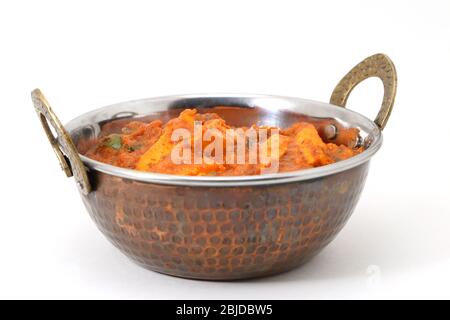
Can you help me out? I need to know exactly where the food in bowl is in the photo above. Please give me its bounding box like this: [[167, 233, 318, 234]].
[[83, 108, 362, 176]]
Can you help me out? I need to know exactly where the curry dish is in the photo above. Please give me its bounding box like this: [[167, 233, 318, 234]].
[[83, 109, 362, 176]]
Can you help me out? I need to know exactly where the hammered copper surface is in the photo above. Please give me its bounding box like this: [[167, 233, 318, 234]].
[[82, 163, 368, 280]]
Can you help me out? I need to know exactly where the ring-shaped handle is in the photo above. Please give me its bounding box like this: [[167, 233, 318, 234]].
[[330, 53, 397, 130], [31, 89, 91, 194]]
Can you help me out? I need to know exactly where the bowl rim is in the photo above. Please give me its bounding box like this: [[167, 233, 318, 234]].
[[69, 93, 383, 187]]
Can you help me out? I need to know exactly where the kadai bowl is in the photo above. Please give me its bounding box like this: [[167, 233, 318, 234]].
[[32, 53, 396, 280]]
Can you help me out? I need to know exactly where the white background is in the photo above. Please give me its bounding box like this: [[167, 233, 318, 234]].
[[1, 0, 449, 299]]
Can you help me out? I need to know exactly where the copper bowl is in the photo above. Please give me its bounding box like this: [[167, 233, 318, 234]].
[[32, 54, 397, 280]]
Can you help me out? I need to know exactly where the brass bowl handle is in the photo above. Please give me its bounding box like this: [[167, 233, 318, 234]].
[[31, 89, 91, 194], [330, 53, 397, 130]]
